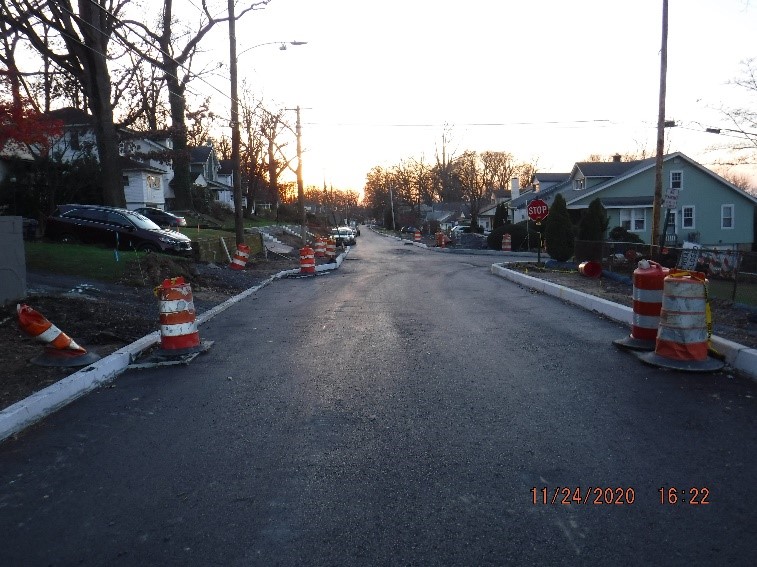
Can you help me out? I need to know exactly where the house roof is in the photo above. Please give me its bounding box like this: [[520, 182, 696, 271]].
[[190, 145, 213, 164], [119, 156, 168, 173], [425, 210, 455, 222], [479, 203, 499, 216], [46, 107, 93, 126], [573, 160, 644, 178], [565, 152, 757, 207], [534, 172, 570, 183], [218, 159, 233, 175]]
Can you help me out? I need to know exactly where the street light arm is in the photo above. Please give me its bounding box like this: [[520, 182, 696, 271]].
[[238, 40, 307, 57]]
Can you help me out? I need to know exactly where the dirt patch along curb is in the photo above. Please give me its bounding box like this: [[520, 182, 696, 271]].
[[0, 249, 350, 444]]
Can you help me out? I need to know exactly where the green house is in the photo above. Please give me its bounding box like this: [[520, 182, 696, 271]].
[[548, 152, 756, 249]]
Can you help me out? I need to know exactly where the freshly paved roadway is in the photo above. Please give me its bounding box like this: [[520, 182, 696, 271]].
[[1, 229, 756, 566]]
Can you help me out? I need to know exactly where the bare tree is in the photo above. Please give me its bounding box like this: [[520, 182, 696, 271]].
[[185, 98, 218, 147], [116, 0, 272, 210], [3, 0, 130, 206], [434, 123, 460, 202], [454, 151, 487, 228], [480, 151, 519, 198], [715, 167, 756, 193], [715, 58, 757, 167]]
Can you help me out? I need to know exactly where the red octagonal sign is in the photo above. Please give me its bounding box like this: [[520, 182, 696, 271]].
[[527, 198, 549, 222]]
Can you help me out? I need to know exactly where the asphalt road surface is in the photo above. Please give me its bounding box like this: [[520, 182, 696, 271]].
[[2, 229, 756, 566]]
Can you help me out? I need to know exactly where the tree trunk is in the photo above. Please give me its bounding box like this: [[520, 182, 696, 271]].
[[78, 2, 123, 207], [166, 66, 192, 210]]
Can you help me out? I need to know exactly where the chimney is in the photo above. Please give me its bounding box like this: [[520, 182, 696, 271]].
[[510, 177, 520, 200], [612, 153, 622, 162]]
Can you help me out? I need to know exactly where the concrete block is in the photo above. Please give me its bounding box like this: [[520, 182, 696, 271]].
[[0, 216, 27, 306]]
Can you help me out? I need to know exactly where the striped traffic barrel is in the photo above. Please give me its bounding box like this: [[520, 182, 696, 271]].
[[314, 237, 326, 257], [501, 233, 511, 252], [230, 243, 250, 270], [326, 238, 336, 260], [414, 230, 421, 242], [300, 246, 316, 274], [156, 276, 201, 354], [638, 270, 723, 372], [614, 260, 668, 351]]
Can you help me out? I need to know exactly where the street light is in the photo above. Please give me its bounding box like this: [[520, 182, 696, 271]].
[[228, 31, 307, 245], [238, 40, 308, 58]]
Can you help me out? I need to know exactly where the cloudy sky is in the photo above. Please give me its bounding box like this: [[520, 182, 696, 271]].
[[195, 0, 757, 192]]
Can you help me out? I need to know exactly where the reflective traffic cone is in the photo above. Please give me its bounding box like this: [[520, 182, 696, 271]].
[[17, 304, 100, 367]]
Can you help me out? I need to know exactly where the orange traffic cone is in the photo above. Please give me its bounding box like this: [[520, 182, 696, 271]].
[[17, 304, 100, 367]]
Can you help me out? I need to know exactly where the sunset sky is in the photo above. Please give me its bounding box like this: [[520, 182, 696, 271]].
[[196, 0, 757, 193]]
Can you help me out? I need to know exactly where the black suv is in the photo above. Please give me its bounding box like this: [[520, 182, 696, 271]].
[[45, 204, 193, 254]]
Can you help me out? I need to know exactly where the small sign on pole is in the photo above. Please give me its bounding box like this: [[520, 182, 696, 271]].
[[663, 187, 679, 209]]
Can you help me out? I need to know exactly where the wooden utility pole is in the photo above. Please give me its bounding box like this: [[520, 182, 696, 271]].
[[651, 0, 669, 251], [295, 106, 306, 244], [228, 0, 244, 245]]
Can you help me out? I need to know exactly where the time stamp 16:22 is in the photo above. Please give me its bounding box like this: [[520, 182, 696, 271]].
[[530, 487, 711, 506]]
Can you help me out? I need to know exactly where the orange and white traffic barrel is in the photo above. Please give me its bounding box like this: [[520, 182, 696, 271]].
[[314, 237, 326, 258], [501, 233, 512, 252], [614, 260, 668, 351], [16, 304, 100, 367], [230, 243, 250, 270], [156, 276, 202, 354], [300, 245, 316, 274], [638, 270, 723, 372], [326, 238, 336, 260], [414, 230, 421, 242]]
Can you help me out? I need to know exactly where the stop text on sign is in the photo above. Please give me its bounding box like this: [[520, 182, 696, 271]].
[[527, 199, 549, 222]]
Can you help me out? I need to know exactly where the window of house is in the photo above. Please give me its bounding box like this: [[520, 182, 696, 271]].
[[721, 204, 734, 229], [122, 175, 129, 187], [620, 208, 646, 232], [670, 170, 682, 190], [147, 174, 160, 189], [682, 206, 695, 229], [573, 178, 585, 191], [70, 131, 80, 150]]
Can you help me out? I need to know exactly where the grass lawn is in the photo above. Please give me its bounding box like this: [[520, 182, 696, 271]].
[[708, 278, 757, 306], [24, 241, 192, 282]]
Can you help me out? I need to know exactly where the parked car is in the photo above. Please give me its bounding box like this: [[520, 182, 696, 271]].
[[450, 225, 471, 236], [45, 204, 193, 255], [401, 226, 419, 234], [133, 207, 187, 228], [330, 227, 356, 246]]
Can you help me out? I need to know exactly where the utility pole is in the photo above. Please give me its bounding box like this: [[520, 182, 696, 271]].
[[389, 184, 395, 230], [651, 0, 668, 253], [295, 106, 306, 244], [228, 0, 244, 246]]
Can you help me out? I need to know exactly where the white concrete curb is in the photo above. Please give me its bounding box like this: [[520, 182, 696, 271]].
[[491, 263, 757, 380], [0, 249, 351, 443]]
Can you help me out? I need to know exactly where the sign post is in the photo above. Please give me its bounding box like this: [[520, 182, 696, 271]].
[[660, 187, 679, 252], [527, 199, 549, 263]]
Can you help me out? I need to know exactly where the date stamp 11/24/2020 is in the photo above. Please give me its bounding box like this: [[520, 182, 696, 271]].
[[531, 487, 712, 506]]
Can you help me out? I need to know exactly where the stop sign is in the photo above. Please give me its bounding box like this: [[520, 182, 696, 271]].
[[527, 198, 549, 222]]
